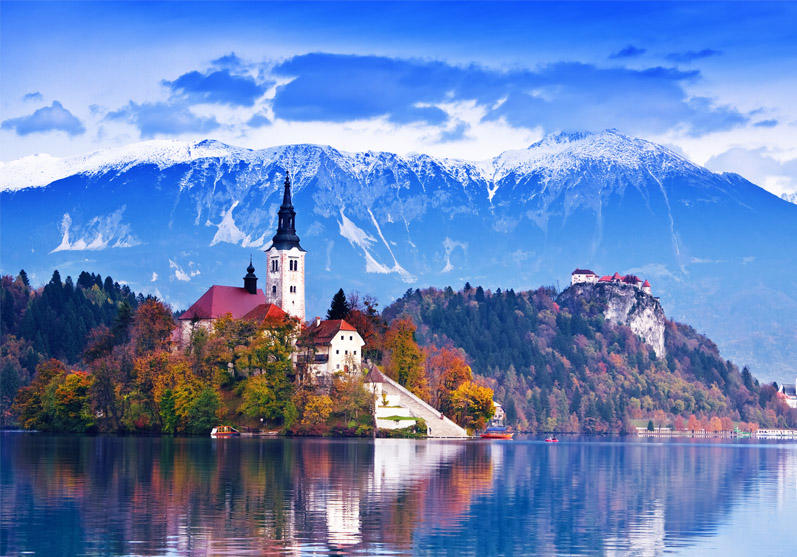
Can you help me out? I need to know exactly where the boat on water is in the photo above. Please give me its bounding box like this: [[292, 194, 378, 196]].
[[481, 401, 513, 439], [481, 426, 514, 440], [545, 437, 558, 443], [210, 425, 240, 438]]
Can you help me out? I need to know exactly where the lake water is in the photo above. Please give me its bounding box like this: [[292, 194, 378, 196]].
[[2, 433, 796, 556]]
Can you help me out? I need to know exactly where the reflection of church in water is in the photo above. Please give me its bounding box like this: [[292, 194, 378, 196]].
[[175, 173, 364, 375]]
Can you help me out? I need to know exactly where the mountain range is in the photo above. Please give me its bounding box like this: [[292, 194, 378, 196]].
[[1, 130, 795, 382]]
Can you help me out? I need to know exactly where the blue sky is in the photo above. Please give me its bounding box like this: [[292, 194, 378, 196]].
[[2, 1, 797, 195]]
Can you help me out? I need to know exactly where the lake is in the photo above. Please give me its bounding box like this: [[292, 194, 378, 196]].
[[1, 433, 796, 556]]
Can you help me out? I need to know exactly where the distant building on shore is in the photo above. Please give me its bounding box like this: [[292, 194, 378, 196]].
[[778, 380, 797, 409]]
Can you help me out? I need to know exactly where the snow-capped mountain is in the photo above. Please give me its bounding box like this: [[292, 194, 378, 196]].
[[2, 130, 795, 381]]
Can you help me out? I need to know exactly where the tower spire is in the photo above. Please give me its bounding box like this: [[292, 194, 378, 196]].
[[282, 171, 293, 208], [271, 171, 304, 251]]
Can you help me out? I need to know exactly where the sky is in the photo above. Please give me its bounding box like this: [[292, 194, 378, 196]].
[[2, 1, 797, 196]]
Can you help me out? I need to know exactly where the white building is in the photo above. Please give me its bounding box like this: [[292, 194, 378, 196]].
[[571, 268, 598, 285], [265, 172, 306, 322], [305, 317, 365, 376], [779, 380, 797, 409]]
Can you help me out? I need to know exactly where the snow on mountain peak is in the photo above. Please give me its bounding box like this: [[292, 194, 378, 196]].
[[482, 129, 695, 183], [0, 130, 700, 192], [0, 139, 252, 191]]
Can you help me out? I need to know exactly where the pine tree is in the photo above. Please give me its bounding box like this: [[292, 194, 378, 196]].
[[17, 270, 30, 288], [326, 289, 350, 320]]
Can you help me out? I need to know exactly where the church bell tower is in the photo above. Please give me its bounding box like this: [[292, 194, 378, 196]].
[[265, 171, 306, 322]]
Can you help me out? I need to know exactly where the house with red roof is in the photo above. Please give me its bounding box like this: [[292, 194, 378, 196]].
[[304, 317, 365, 376]]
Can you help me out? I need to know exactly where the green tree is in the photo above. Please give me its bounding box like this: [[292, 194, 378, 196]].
[[240, 375, 280, 421], [184, 387, 220, 434], [327, 288, 350, 320], [18, 269, 30, 288], [159, 388, 178, 434], [383, 317, 427, 399]]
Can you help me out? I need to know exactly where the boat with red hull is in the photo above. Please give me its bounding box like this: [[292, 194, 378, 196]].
[[481, 426, 514, 440], [210, 425, 240, 438]]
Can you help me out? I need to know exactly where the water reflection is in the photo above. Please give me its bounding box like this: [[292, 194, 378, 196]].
[[1, 434, 795, 555]]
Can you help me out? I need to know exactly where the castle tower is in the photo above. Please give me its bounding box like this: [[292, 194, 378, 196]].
[[265, 172, 306, 322]]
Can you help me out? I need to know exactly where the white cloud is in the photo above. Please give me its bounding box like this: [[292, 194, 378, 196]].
[[169, 258, 199, 282], [151, 272, 158, 282]]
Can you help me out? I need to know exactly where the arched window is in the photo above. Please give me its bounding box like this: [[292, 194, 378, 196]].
[[272, 285, 277, 295]]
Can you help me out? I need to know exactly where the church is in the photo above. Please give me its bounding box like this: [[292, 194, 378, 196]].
[[175, 172, 364, 377]]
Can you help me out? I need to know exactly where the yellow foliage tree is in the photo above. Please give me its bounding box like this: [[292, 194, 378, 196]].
[[383, 318, 428, 400], [302, 395, 333, 426], [451, 381, 495, 433]]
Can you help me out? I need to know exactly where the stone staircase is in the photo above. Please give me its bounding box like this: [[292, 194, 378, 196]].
[[365, 366, 469, 438]]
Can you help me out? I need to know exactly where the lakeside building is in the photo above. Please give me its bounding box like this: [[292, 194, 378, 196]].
[[303, 317, 365, 376], [778, 381, 797, 409], [176, 173, 306, 345], [174, 172, 365, 381], [176, 173, 307, 341]]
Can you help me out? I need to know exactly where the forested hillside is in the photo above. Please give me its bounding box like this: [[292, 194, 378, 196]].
[[384, 285, 795, 432], [0, 270, 145, 422]]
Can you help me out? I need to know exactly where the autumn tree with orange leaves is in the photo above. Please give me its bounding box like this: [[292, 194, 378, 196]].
[[424, 345, 473, 414]]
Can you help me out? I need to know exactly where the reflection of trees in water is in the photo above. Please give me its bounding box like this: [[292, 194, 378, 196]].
[[0, 435, 780, 555], [417, 441, 776, 555]]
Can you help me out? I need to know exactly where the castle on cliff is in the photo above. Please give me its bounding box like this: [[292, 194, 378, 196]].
[[571, 269, 652, 295]]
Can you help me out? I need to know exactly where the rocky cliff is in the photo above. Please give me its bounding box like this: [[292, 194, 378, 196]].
[[557, 282, 666, 358]]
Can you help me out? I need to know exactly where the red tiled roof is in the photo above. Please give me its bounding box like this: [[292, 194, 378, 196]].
[[642, 280, 651, 287], [242, 303, 287, 322], [612, 272, 622, 280], [598, 276, 612, 282], [305, 319, 358, 344], [572, 268, 597, 275], [179, 285, 265, 320]]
